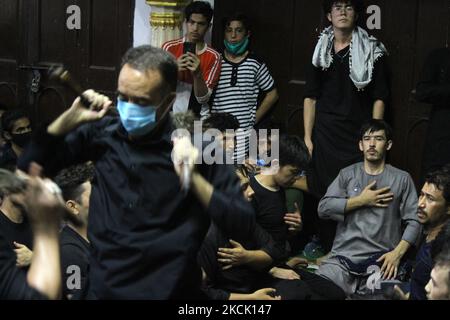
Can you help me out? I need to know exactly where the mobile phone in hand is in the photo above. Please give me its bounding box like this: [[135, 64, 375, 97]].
[[183, 42, 196, 54]]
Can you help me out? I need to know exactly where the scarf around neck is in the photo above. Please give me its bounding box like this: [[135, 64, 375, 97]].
[[312, 26, 388, 90]]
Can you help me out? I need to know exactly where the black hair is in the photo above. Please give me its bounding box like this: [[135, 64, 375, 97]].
[[121, 45, 178, 94], [54, 163, 94, 204], [432, 220, 450, 261], [222, 12, 251, 32], [278, 135, 311, 169], [359, 119, 393, 141], [425, 164, 450, 204], [204, 112, 240, 132], [0, 169, 26, 198], [322, 0, 364, 15], [185, 1, 214, 24], [1, 108, 30, 134]]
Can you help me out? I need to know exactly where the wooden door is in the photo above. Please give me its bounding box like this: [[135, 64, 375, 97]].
[[0, 0, 134, 124]]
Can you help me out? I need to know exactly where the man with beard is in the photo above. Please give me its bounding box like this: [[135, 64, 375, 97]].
[[0, 170, 33, 268], [394, 164, 450, 300], [54, 163, 94, 300], [315, 120, 421, 297]]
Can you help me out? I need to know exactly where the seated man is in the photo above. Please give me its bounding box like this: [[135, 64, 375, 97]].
[[393, 167, 450, 299], [199, 164, 316, 300], [410, 165, 450, 299], [206, 136, 345, 300], [316, 119, 421, 297], [54, 163, 94, 300], [249, 135, 308, 260]]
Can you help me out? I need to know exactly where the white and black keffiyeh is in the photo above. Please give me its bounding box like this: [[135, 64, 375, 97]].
[[312, 26, 388, 90]]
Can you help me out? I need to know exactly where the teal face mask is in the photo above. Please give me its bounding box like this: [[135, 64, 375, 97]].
[[117, 99, 157, 136], [224, 37, 249, 56]]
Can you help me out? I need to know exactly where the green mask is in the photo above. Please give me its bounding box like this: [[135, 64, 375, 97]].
[[224, 37, 249, 56]]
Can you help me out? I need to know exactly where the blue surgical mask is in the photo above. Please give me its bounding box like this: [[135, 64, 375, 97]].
[[117, 99, 157, 136], [224, 37, 249, 56]]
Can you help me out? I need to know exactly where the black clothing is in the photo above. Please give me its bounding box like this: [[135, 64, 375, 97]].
[[19, 115, 254, 299], [250, 176, 289, 259], [0, 210, 32, 250], [60, 226, 90, 300], [0, 233, 44, 299], [415, 47, 450, 177], [409, 240, 433, 300], [0, 144, 18, 171], [304, 49, 390, 198], [199, 210, 285, 299]]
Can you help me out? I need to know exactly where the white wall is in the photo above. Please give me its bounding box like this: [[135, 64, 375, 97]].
[[133, 0, 214, 47], [133, 0, 152, 47]]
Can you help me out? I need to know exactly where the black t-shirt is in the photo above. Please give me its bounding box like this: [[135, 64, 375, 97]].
[[250, 176, 289, 259], [0, 210, 33, 250], [60, 226, 90, 300], [0, 233, 44, 299]]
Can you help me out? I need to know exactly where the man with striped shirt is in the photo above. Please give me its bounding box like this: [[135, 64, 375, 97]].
[[211, 13, 279, 163], [162, 1, 221, 117]]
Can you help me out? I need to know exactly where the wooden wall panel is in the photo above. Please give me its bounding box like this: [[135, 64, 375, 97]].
[[213, 0, 450, 186]]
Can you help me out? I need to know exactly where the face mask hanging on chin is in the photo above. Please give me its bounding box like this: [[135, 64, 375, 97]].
[[224, 36, 249, 56]]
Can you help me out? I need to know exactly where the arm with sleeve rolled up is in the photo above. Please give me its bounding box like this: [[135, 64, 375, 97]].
[[185, 52, 220, 105], [303, 98, 316, 156], [192, 69, 211, 104], [217, 220, 288, 272], [203, 285, 280, 300], [372, 100, 385, 119], [255, 88, 279, 124], [217, 239, 273, 271]]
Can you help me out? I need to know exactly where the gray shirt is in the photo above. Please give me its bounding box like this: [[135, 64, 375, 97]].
[[318, 163, 421, 263]]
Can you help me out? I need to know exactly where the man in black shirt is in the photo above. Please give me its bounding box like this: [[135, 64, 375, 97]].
[[0, 170, 33, 268], [19, 45, 254, 299], [54, 163, 94, 300], [0, 167, 64, 299]]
